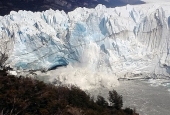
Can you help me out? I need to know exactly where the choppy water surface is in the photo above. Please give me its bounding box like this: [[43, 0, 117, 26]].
[[116, 80, 170, 115], [89, 79, 170, 115]]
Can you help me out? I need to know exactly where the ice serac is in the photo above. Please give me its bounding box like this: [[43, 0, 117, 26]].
[[0, 3, 170, 89]]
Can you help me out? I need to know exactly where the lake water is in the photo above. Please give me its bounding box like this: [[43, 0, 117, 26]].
[[89, 79, 170, 115]]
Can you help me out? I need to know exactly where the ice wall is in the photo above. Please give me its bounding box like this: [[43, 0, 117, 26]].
[[0, 4, 170, 89]]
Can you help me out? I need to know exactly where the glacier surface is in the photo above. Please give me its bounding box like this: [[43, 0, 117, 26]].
[[1, 3, 170, 89]]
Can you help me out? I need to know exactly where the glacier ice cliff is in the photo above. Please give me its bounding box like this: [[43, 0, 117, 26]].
[[1, 3, 170, 89]]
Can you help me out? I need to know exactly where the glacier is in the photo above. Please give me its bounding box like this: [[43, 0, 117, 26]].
[[1, 3, 170, 89]]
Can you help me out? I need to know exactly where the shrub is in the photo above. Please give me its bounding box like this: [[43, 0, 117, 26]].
[[96, 95, 108, 107], [0, 69, 138, 115]]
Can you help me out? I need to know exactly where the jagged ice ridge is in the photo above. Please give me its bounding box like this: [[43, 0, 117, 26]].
[[1, 4, 170, 89]]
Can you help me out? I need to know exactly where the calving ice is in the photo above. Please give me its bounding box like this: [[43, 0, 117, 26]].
[[0, 3, 170, 89]]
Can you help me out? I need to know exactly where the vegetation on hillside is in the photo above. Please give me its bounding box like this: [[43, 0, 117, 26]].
[[0, 69, 139, 115]]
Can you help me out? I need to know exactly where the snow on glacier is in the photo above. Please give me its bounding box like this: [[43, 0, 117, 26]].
[[1, 3, 170, 89]]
